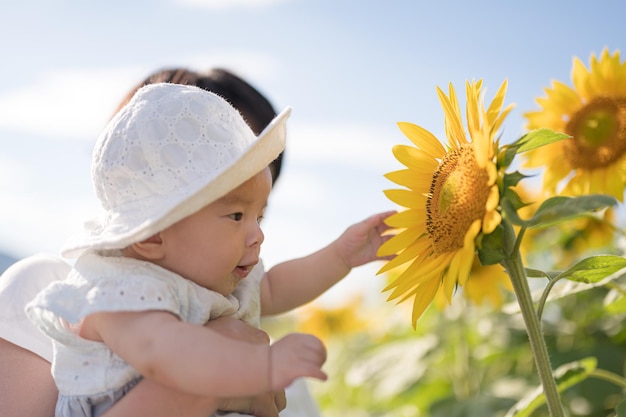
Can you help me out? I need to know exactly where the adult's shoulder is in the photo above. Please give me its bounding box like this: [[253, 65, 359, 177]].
[[2, 252, 70, 280], [0, 253, 71, 361]]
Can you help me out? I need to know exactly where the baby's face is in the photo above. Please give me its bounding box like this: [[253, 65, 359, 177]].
[[156, 168, 272, 295]]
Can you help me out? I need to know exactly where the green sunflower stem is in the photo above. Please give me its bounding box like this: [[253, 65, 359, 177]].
[[501, 220, 566, 417]]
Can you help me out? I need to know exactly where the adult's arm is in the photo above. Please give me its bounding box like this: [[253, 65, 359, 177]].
[[101, 316, 287, 417], [0, 255, 68, 417], [0, 338, 57, 417]]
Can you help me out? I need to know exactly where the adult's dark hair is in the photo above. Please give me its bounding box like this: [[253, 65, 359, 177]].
[[116, 68, 284, 184]]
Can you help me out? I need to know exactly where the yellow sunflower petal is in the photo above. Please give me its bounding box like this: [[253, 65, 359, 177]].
[[455, 243, 476, 287], [377, 227, 424, 257], [386, 253, 450, 300], [385, 169, 430, 191], [392, 145, 439, 172], [572, 56, 593, 101], [437, 84, 467, 149], [396, 122, 447, 159], [441, 256, 459, 303], [410, 277, 442, 328], [377, 237, 431, 274], [482, 210, 502, 235], [384, 209, 427, 229], [549, 80, 583, 114], [383, 189, 427, 209], [486, 80, 509, 126]]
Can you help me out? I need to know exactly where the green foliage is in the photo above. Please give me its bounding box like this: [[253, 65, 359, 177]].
[[265, 264, 626, 416], [478, 224, 507, 265], [498, 129, 569, 169], [549, 255, 626, 285], [505, 358, 597, 417], [322, 292, 619, 415], [513, 129, 571, 154], [616, 398, 626, 416], [506, 195, 618, 229]]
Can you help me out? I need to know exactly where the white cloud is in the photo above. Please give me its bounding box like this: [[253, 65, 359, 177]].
[[0, 52, 283, 142], [0, 68, 141, 140], [176, 0, 290, 10]]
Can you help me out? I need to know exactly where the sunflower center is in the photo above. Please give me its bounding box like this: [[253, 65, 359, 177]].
[[564, 97, 626, 169], [426, 144, 490, 255]]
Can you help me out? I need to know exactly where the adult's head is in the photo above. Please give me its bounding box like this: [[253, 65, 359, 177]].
[[117, 68, 284, 184]]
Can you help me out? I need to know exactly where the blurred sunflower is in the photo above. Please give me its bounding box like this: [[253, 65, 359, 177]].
[[462, 258, 513, 307], [524, 48, 626, 201], [294, 298, 368, 341], [433, 256, 513, 309], [378, 80, 513, 327]]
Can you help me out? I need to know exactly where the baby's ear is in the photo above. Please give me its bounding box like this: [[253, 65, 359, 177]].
[[128, 233, 165, 260]]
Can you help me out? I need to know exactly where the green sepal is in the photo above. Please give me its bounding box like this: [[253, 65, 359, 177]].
[[498, 144, 519, 169], [501, 196, 528, 226], [476, 224, 506, 265], [502, 171, 530, 190]]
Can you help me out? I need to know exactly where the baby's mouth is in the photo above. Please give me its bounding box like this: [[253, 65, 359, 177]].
[[235, 262, 257, 278]]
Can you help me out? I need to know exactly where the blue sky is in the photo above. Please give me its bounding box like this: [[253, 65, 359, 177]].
[[1, 0, 624, 303]]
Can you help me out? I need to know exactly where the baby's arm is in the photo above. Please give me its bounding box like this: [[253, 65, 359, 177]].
[[100, 316, 287, 417], [260, 210, 396, 316], [83, 310, 327, 397]]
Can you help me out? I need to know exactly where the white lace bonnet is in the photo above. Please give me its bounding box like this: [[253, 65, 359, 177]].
[[61, 82, 290, 258]]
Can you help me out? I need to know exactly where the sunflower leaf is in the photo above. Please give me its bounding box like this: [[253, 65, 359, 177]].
[[553, 255, 626, 284], [525, 195, 618, 229], [504, 357, 597, 417], [513, 128, 571, 153], [616, 398, 626, 417]]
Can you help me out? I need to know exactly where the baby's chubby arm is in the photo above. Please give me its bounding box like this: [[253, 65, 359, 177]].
[[82, 310, 327, 397], [260, 210, 396, 315]]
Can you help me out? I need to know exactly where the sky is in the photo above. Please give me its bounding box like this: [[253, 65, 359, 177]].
[[1, 0, 625, 305]]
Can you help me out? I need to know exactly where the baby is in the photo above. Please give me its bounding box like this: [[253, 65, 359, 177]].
[[27, 83, 393, 417]]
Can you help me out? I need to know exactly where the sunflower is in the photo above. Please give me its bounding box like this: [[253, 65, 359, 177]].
[[294, 297, 367, 341], [523, 48, 626, 201], [378, 80, 513, 327]]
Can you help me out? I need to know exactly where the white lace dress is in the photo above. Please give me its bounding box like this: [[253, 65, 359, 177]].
[[25, 252, 262, 417]]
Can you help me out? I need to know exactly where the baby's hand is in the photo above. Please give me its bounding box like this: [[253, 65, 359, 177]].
[[269, 333, 327, 390], [338, 210, 397, 268]]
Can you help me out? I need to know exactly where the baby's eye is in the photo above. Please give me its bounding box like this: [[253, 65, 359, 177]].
[[229, 213, 243, 221], [257, 215, 264, 225]]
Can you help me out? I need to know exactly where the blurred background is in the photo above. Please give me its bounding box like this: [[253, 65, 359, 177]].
[[2, 1, 625, 416]]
